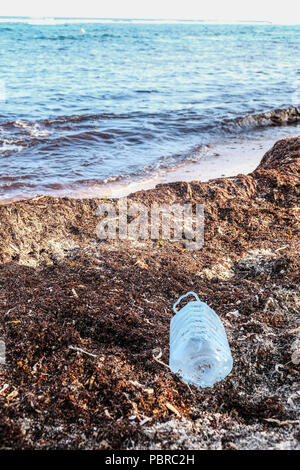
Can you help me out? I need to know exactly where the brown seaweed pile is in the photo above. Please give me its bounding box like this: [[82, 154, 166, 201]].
[[0, 136, 299, 450]]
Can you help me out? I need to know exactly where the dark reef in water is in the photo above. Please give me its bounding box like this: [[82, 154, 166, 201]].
[[0, 137, 299, 449]]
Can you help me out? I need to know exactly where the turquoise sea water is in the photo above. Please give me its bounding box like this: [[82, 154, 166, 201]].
[[1, 18, 300, 199]]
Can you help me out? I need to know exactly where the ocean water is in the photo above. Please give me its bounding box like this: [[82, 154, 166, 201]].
[[1, 18, 300, 200]]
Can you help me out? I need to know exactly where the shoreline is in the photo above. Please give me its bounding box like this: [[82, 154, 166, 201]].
[[94, 134, 279, 199], [0, 131, 295, 204]]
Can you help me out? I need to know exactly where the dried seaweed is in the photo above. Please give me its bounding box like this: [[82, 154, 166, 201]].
[[0, 136, 299, 450]]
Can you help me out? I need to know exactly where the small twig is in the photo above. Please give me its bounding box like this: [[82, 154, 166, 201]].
[[0, 384, 9, 394], [153, 353, 170, 370], [263, 418, 299, 426], [32, 195, 46, 201], [4, 307, 17, 316], [139, 416, 152, 426], [72, 288, 79, 299], [186, 382, 195, 395], [166, 402, 181, 418], [153, 352, 195, 395], [275, 245, 289, 252], [68, 346, 97, 358], [228, 442, 239, 450]]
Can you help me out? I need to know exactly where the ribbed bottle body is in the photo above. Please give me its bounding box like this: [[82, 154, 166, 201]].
[[169, 295, 233, 388]]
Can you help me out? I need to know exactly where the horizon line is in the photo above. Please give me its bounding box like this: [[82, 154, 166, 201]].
[[0, 15, 275, 23], [1, 16, 300, 25]]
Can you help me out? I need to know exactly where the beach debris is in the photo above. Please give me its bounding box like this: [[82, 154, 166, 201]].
[[88, 375, 96, 390], [228, 442, 239, 450], [165, 402, 181, 418], [273, 364, 285, 380], [226, 310, 241, 318], [263, 418, 299, 427], [0, 340, 5, 365], [31, 195, 47, 202], [199, 259, 234, 280], [287, 392, 300, 409], [275, 245, 289, 252], [152, 348, 170, 369], [68, 346, 98, 358], [169, 292, 233, 388], [104, 409, 112, 419], [99, 440, 110, 449], [291, 334, 300, 365], [234, 249, 291, 279], [6, 389, 18, 401], [139, 417, 152, 426], [129, 415, 136, 421], [0, 384, 9, 394], [291, 349, 300, 365], [187, 183, 193, 199], [129, 380, 154, 396], [129, 380, 144, 389], [72, 288, 79, 298], [133, 259, 148, 270]]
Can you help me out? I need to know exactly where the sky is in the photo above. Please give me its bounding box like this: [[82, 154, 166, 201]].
[[0, 0, 300, 24]]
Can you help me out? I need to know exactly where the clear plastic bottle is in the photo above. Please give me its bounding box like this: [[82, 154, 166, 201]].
[[169, 292, 233, 388]]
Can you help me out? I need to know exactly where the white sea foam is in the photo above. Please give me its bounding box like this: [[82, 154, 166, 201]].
[[14, 120, 50, 137], [0, 141, 23, 153]]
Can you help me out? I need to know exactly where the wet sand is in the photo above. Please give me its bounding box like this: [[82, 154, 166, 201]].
[[99, 136, 277, 198], [51, 134, 292, 200]]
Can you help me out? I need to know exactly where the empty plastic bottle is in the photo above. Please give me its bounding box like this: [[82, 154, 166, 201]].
[[169, 292, 233, 388]]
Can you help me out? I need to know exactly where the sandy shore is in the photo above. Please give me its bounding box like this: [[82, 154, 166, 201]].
[[48, 131, 299, 200], [0, 136, 299, 450], [99, 136, 276, 198], [2, 126, 299, 204]]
